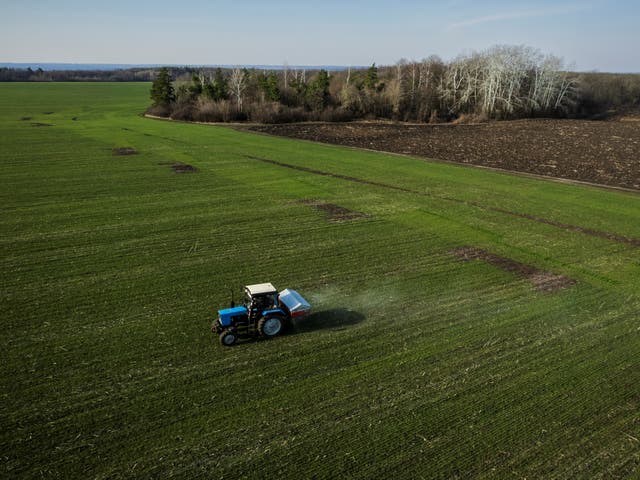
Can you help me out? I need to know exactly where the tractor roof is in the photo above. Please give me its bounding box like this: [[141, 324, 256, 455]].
[[245, 283, 277, 295]]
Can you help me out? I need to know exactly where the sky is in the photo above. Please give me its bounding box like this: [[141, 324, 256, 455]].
[[1, 0, 639, 72]]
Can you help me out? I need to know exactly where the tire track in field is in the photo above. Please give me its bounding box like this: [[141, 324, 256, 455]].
[[245, 155, 640, 247]]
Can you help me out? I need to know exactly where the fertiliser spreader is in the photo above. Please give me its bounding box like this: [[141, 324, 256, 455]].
[[212, 283, 311, 346]]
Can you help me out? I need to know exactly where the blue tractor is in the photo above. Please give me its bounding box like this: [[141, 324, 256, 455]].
[[212, 283, 311, 346]]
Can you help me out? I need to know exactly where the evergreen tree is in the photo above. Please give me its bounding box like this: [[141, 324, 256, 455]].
[[189, 73, 203, 96], [290, 77, 307, 96], [306, 69, 330, 111], [289, 77, 308, 107], [150, 67, 175, 106], [212, 68, 229, 101], [364, 63, 378, 90], [258, 72, 280, 102], [202, 76, 215, 99], [266, 72, 280, 101]]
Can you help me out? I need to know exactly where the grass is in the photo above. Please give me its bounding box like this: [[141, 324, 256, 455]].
[[1, 82, 639, 479]]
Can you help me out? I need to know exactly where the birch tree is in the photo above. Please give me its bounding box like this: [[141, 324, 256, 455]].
[[283, 61, 289, 90], [388, 59, 407, 117], [229, 67, 248, 111]]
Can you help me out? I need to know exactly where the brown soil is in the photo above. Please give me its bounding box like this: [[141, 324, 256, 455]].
[[609, 105, 640, 123], [298, 199, 369, 222], [246, 155, 640, 247], [112, 147, 138, 156], [450, 246, 576, 293], [249, 119, 640, 190], [31, 122, 52, 127], [158, 162, 199, 174]]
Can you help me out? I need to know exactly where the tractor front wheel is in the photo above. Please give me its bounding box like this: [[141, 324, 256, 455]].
[[219, 329, 238, 347], [258, 316, 284, 338]]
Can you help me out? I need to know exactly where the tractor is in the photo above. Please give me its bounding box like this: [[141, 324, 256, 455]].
[[212, 283, 311, 346]]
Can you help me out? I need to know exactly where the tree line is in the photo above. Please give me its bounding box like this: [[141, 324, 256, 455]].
[[148, 46, 640, 123], [0, 67, 162, 82]]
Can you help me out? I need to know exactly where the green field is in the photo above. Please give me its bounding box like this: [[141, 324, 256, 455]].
[[2, 83, 639, 478]]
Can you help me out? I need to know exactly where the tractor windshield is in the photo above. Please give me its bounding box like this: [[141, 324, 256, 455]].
[[245, 292, 277, 312]]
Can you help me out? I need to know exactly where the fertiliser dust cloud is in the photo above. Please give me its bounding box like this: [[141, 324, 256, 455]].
[[308, 285, 397, 312]]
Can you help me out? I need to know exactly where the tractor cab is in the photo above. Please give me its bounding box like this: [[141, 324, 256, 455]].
[[244, 283, 278, 320]]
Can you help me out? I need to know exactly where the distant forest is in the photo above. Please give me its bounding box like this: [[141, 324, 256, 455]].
[[0, 67, 160, 82]]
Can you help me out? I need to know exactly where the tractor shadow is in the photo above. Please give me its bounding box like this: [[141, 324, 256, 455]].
[[285, 308, 365, 335]]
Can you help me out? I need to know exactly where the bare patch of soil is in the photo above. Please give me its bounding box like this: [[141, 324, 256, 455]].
[[249, 119, 640, 190], [112, 147, 138, 156], [158, 162, 199, 174], [450, 246, 576, 293], [298, 199, 369, 222], [529, 272, 577, 293], [31, 122, 52, 127]]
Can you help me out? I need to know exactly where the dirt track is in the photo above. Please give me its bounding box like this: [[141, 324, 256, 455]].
[[249, 119, 640, 190], [246, 154, 640, 247]]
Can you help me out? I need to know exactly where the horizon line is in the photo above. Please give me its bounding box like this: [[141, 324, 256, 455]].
[[2, 62, 638, 75], [1, 62, 368, 71]]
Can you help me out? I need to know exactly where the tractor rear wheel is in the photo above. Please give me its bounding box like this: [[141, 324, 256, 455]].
[[258, 315, 284, 337], [219, 329, 238, 347]]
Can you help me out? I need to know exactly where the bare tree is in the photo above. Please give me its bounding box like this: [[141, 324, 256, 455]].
[[388, 59, 407, 117], [525, 53, 577, 114], [432, 45, 577, 119], [440, 55, 466, 114], [229, 67, 247, 111], [554, 69, 578, 111], [283, 61, 289, 90]]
